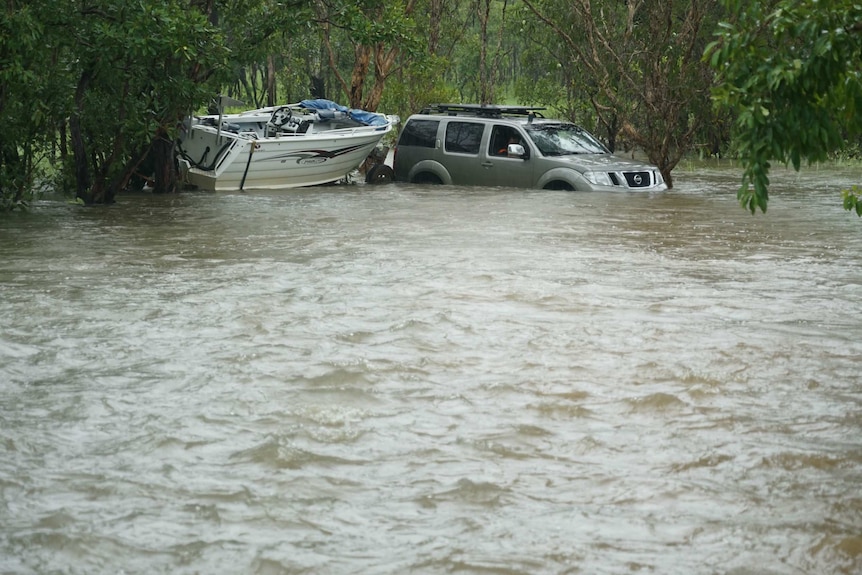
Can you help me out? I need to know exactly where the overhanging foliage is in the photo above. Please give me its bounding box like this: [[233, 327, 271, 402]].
[[706, 0, 862, 214]]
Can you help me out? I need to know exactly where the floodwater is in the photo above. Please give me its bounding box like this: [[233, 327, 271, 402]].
[[1, 165, 861, 575]]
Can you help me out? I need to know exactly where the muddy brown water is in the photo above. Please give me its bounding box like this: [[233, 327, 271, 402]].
[[1, 165, 861, 574]]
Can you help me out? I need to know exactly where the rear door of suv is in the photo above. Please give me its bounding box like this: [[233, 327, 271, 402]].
[[441, 120, 487, 186]]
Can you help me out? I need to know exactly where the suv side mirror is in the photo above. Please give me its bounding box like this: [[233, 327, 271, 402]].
[[507, 143, 527, 159]]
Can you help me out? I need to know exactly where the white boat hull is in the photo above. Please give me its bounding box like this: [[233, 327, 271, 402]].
[[178, 103, 393, 191]]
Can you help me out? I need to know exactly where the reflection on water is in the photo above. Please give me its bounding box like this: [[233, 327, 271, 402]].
[[1, 166, 861, 574]]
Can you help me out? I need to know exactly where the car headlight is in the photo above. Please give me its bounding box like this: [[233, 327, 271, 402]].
[[653, 170, 664, 185], [584, 171, 613, 186]]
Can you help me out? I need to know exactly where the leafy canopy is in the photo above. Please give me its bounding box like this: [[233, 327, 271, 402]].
[[706, 0, 862, 214]]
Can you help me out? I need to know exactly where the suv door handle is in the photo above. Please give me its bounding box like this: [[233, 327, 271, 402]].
[[481, 161, 494, 168]]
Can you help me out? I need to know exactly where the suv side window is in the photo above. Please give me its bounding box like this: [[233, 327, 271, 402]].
[[490, 125, 523, 157], [399, 119, 439, 147], [444, 121, 484, 155]]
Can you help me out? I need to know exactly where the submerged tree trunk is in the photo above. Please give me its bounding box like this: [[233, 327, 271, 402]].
[[151, 131, 179, 194], [0, 145, 25, 208]]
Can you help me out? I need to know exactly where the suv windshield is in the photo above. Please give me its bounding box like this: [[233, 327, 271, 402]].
[[525, 123, 609, 156]]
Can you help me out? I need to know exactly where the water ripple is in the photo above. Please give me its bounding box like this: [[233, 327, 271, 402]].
[[1, 171, 861, 574]]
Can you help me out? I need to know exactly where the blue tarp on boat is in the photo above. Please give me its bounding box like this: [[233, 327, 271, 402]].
[[299, 99, 389, 127]]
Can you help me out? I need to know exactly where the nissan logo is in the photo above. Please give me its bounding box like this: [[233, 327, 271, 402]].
[[633, 174, 643, 185]]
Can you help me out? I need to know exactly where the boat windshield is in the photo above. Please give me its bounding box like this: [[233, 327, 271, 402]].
[[525, 123, 609, 156]]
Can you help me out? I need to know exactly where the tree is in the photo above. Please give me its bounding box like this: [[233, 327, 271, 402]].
[[706, 0, 862, 214], [46, 0, 231, 204], [513, 8, 612, 145], [219, 0, 315, 107], [0, 1, 60, 210], [475, 0, 513, 104], [314, 0, 421, 111], [379, 0, 462, 122], [521, 0, 719, 188]]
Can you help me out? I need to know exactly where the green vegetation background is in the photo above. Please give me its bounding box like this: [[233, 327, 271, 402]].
[[1, 0, 860, 211]]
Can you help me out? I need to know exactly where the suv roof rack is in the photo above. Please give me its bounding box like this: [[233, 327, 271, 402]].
[[420, 103, 546, 118]]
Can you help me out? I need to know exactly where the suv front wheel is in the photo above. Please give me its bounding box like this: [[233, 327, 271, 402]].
[[543, 181, 575, 191]]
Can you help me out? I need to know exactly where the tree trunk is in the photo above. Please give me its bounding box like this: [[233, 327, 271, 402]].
[[592, 105, 619, 153], [428, 0, 444, 55], [362, 44, 400, 111], [348, 46, 371, 109], [477, 0, 492, 104], [661, 167, 674, 188], [266, 54, 277, 106], [71, 69, 93, 204]]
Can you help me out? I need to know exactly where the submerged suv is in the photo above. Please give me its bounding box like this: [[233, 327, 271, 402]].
[[393, 104, 667, 192]]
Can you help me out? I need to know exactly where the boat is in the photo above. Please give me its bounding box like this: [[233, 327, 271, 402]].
[[177, 97, 396, 191]]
